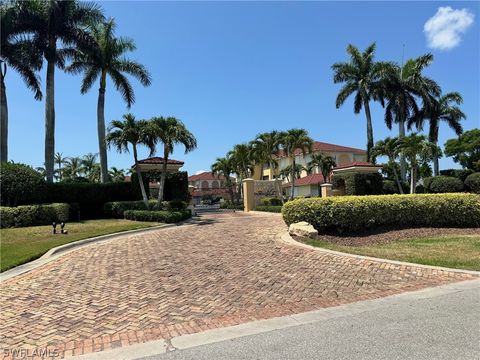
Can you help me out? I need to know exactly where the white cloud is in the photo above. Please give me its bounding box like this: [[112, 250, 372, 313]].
[[424, 6, 474, 50], [195, 170, 208, 175]]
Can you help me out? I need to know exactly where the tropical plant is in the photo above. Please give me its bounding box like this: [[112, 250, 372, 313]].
[[22, 0, 104, 183], [149, 117, 197, 202], [278, 164, 306, 182], [211, 157, 236, 204], [307, 153, 337, 183], [372, 137, 404, 194], [398, 133, 438, 194], [444, 129, 480, 171], [106, 113, 154, 206], [63, 157, 83, 180], [66, 18, 151, 183], [0, 1, 43, 163], [81, 153, 99, 181], [228, 143, 255, 180], [280, 129, 313, 199], [332, 43, 393, 161], [409, 92, 465, 176], [54, 151, 66, 181], [108, 167, 126, 182], [383, 54, 440, 180]]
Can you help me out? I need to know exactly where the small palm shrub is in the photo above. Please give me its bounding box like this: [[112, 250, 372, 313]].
[[424, 176, 464, 193], [464, 173, 480, 194]]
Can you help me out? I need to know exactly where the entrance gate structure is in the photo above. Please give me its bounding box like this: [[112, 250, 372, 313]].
[[242, 178, 278, 212]]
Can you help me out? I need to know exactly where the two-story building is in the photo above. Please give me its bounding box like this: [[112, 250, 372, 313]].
[[188, 172, 234, 204]]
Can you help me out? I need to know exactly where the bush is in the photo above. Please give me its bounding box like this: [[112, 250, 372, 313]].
[[282, 193, 480, 234], [219, 203, 243, 210], [104, 200, 159, 218], [424, 176, 464, 193], [255, 205, 283, 213], [132, 171, 190, 202], [332, 173, 383, 195], [440, 169, 474, 182], [382, 180, 409, 194], [123, 209, 191, 223], [464, 173, 480, 194], [261, 197, 283, 206], [0, 203, 73, 228], [166, 200, 187, 210], [0, 162, 47, 206]]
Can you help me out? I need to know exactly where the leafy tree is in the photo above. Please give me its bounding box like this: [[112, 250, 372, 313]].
[[81, 153, 99, 182], [332, 43, 393, 161], [108, 167, 126, 182], [54, 151, 66, 181], [149, 117, 197, 202], [444, 129, 480, 171], [372, 137, 404, 194], [66, 19, 151, 183], [0, 1, 43, 163], [307, 153, 337, 183], [63, 157, 83, 180], [280, 129, 313, 199], [211, 157, 236, 204], [106, 113, 155, 206]]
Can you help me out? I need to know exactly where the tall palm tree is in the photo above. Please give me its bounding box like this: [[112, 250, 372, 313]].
[[63, 157, 83, 180], [66, 19, 151, 183], [149, 116, 197, 202], [409, 92, 465, 176], [211, 156, 236, 204], [398, 133, 438, 194], [307, 153, 337, 183], [108, 166, 125, 182], [383, 54, 441, 180], [280, 129, 313, 199], [372, 137, 404, 194], [279, 164, 306, 182], [54, 151, 66, 181], [332, 43, 393, 161], [228, 143, 256, 200], [106, 113, 154, 206], [24, 0, 104, 183], [1, 1, 43, 163], [81, 152, 98, 181]]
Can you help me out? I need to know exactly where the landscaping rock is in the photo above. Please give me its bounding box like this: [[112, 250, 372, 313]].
[[289, 221, 318, 239]]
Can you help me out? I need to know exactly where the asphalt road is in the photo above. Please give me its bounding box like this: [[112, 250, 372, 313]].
[[138, 280, 480, 360]]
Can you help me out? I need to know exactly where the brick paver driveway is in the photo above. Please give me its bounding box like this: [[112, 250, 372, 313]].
[[0, 212, 476, 359]]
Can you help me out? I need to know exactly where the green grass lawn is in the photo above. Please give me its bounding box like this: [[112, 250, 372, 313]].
[[305, 235, 480, 271], [0, 219, 161, 272]]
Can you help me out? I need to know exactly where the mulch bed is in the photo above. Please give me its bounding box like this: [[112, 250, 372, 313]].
[[308, 227, 480, 247]]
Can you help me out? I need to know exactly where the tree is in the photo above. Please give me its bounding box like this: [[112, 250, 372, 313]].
[[410, 92, 465, 176], [108, 167, 126, 182], [54, 151, 66, 181], [81, 152, 99, 182], [211, 157, 236, 204], [63, 157, 83, 180], [279, 164, 306, 182], [307, 153, 337, 183], [1, 1, 43, 163], [25, 0, 104, 183], [66, 19, 151, 183], [106, 113, 154, 206], [280, 129, 313, 199], [398, 134, 438, 194], [332, 43, 393, 161], [372, 137, 404, 194], [383, 54, 440, 180], [149, 117, 197, 202], [444, 129, 480, 171]]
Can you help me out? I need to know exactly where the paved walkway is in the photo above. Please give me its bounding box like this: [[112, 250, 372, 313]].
[[0, 212, 476, 359]]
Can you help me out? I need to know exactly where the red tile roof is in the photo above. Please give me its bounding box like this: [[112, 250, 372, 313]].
[[137, 157, 184, 165], [333, 161, 381, 170], [276, 141, 366, 158], [283, 173, 326, 187], [189, 172, 227, 181]]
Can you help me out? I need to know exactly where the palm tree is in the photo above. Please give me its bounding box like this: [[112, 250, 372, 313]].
[[279, 164, 306, 182], [228, 143, 256, 200], [211, 157, 236, 204], [1, 1, 43, 163], [148, 116, 197, 202], [280, 129, 313, 199], [372, 137, 404, 194], [398, 133, 438, 194], [24, 0, 104, 183], [307, 153, 337, 183], [383, 54, 441, 180], [81, 153, 99, 181], [108, 167, 126, 182], [332, 43, 393, 161], [409, 92, 465, 176], [106, 114, 154, 206], [54, 151, 66, 181], [66, 19, 151, 183], [63, 157, 83, 180]]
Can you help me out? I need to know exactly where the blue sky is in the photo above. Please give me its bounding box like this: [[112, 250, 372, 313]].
[[7, 1, 480, 174]]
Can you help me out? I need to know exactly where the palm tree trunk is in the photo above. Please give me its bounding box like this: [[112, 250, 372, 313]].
[[410, 164, 416, 194], [398, 117, 407, 182], [290, 157, 295, 200], [271, 161, 284, 204], [0, 70, 8, 163], [97, 78, 109, 183], [133, 145, 148, 206], [430, 130, 439, 176], [157, 148, 168, 202], [391, 162, 404, 194], [44, 56, 56, 183], [364, 100, 374, 162]]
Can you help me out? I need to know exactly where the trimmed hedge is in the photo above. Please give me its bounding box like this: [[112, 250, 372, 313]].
[[220, 203, 244, 210], [424, 176, 464, 193], [0, 203, 72, 228], [440, 169, 474, 182], [282, 193, 480, 233], [104, 200, 159, 218], [255, 205, 283, 213], [0, 162, 47, 206], [332, 173, 383, 195], [261, 197, 283, 206], [465, 173, 480, 194], [123, 209, 191, 223]]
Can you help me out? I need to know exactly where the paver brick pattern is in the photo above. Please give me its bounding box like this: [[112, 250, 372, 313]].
[[0, 212, 476, 359]]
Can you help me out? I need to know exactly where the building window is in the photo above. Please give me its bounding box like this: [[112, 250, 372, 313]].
[[201, 181, 209, 189]]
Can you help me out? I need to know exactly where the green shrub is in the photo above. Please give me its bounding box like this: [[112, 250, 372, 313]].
[[132, 171, 190, 202], [219, 203, 243, 210], [332, 173, 383, 195], [0, 162, 47, 206], [382, 180, 408, 194], [424, 176, 464, 193], [464, 173, 480, 194], [104, 200, 159, 218], [123, 209, 191, 223], [261, 197, 283, 206], [166, 200, 187, 210], [440, 169, 474, 182], [282, 194, 480, 234], [0, 203, 72, 228], [255, 205, 283, 213]]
